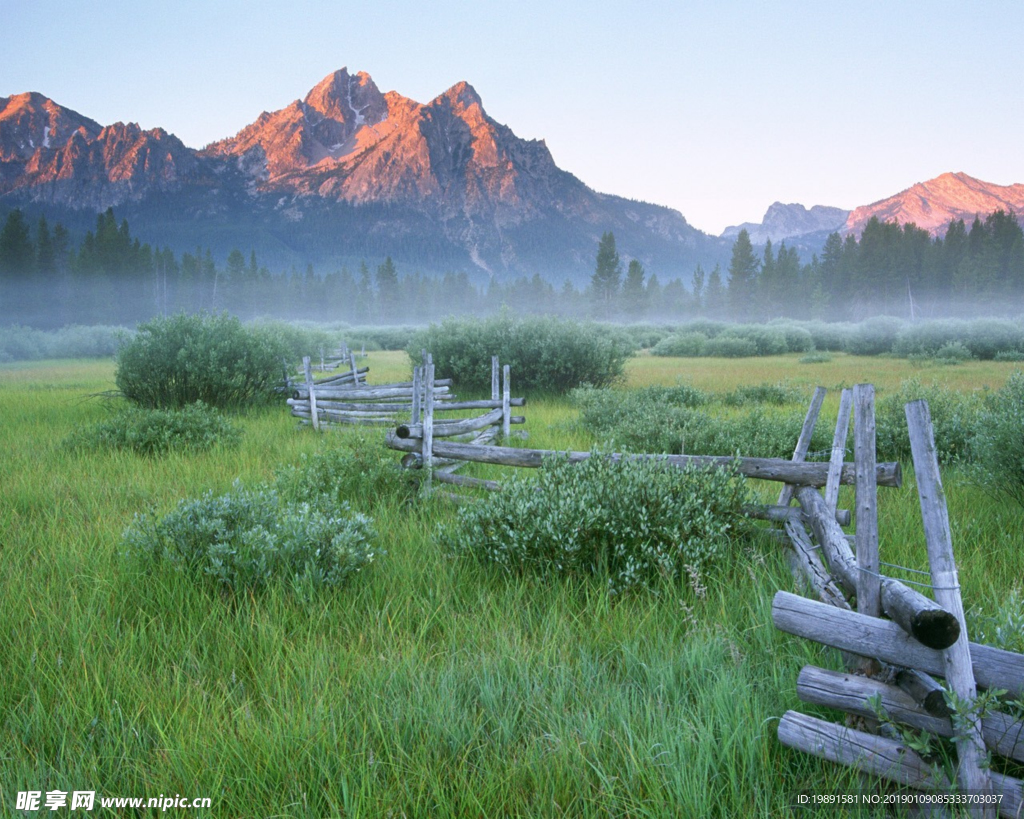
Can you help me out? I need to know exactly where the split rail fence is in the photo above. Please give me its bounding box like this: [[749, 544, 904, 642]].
[[385, 373, 1024, 814], [766, 386, 1024, 818]]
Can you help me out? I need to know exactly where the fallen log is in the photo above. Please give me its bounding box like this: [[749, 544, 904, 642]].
[[293, 385, 451, 401], [383, 433, 903, 487], [795, 486, 960, 650], [771, 591, 1024, 697], [396, 409, 526, 440], [896, 669, 952, 718], [796, 665, 1024, 765], [778, 710, 1023, 818]]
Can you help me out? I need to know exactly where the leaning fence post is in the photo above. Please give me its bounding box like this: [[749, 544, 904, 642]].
[[824, 388, 853, 514], [349, 351, 361, 385], [491, 356, 500, 403], [502, 364, 511, 438], [303, 356, 319, 432], [905, 399, 994, 815], [853, 384, 880, 619], [777, 386, 826, 508]]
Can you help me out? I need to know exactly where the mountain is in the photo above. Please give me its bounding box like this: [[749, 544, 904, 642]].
[[844, 172, 1024, 236], [721, 202, 849, 245], [0, 70, 727, 283]]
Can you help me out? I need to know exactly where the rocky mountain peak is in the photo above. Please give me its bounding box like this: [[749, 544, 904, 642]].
[[303, 67, 387, 127]]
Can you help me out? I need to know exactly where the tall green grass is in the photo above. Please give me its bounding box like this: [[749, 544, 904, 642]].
[[2, 354, 1021, 817]]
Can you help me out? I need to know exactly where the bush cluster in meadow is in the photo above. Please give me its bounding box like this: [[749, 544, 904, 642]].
[[572, 382, 831, 459], [440, 454, 749, 595], [124, 481, 376, 598], [0, 324, 130, 361], [409, 313, 635, 392], [123, 434, 404, 597], [116, 313, 293, 410], [64, 401, 241, 455], [642, 316, 1024, 360]]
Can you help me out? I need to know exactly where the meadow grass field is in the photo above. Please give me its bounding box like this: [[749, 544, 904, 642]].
[[2, 351, 1022, 817]]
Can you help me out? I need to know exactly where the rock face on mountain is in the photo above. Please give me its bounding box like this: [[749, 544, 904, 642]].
[[722, 202, 849, 245], [845, 172, 1024, 236], [0, 70, 725, 281]]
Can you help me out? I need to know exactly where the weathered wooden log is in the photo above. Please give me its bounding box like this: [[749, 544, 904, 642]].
[[295, 414, 396, 427], [423, 361, 435, 494], [434, 397, 526, 411], [771, 591, 1024, 697], [502, 364, 511, 438], [824, 388, 853, 513], [289, 399, 415, 413], [312, 366, 369, 385], [798, 666, 1024, 766], [777, 386, 826, 508], [302, 357, 320, 432], [293, 385, 451, 401], [396, 410, 526, 440], [292, 408, 401, 422], [896, 668, 952, 718], [784, 518, 851, 610], [744, 503, 851, 527], [383, 434, 903, 486], [779, 709, 950, 791], [795, 486, 960, 650], [491, 355, 500, 402], [431, 470, 502, 492], [779, 710, 1023, 818], [906, 400, 994, 811], [854, 384, 881, 620]]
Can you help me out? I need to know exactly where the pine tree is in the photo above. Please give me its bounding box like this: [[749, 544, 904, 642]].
[[591, 231, 621, 312], [727, 229, 759, 320], [622, 259, 646, 318]]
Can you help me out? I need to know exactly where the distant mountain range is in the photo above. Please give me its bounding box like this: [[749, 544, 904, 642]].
[[1, 71, 1022, 280], [722, 173, 1024, 248], [0, 70, 725, 283]]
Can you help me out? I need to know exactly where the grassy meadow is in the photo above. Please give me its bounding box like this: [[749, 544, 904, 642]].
[[2, 351, 1022, 817]]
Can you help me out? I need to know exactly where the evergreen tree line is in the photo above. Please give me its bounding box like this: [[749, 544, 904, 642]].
[[1, 207, 1022, 328]]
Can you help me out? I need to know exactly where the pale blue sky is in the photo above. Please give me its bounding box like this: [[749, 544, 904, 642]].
[[4, 0, 1023, 234]]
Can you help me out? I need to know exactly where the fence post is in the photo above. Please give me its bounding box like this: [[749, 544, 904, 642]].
[[411, 365, 422, 424], [303, 356, 319, 432], [423, 360, 435, 495], [824, 388, 853, 513], [349, 351, 360, 385], [502, 364, 511, 438], [491, 356, 500, 402], [853, 384, 880, 619], [777, 386, 826, 508], [905, 399, 994, 815]]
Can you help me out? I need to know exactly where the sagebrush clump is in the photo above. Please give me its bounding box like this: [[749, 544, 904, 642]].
[[115, 312, 292, 410], [409, 313, 633, 392], [64, 401, 241, 455], [124, 481, 377, 597], [972, 370, 1024, 508], [441, 455, 748, 594]]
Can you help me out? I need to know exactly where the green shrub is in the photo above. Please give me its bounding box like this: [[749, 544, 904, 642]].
[[934, 341, 973, 364], [995, 349, 1024, 362], [703, 335, 758, 358], [802, 321, 855, 352], [971, 588, 1024, 653], [124, 481, 377, 597], [972, 370, 1024, 508], [799, 351, 833, 364], [651, 332, 707, 357], [733, 325, 789, 356], [875, 379, 984, 465], [846, 316, 903, 356], [410, 313, 633, 393], [115, 312, 291, 410], [440, 454, 748, 594], [64, 402, 240, 455], [963, 319, 1024, 360], [274, 432, 415, 514], [722, 382, 804, 407], [574, 386, 826, 459]]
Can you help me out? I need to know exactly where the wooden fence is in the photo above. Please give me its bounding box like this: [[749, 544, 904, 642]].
[[767, 387, 1024, 818], [386, 375, 1024, 814]]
